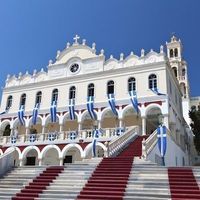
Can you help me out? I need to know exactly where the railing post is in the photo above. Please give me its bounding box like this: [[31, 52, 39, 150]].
[[142, 138, 147, 160]]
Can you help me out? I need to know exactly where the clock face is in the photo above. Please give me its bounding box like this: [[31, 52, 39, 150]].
[[70, 63, 79, 73]]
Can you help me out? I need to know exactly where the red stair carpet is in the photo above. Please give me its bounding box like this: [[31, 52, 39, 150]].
[[168, 167, 200, 200], [77, 136, 144, 200], [12, 166, 64, 200]]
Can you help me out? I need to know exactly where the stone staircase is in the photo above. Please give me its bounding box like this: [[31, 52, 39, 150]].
[[0, 166, 45, 200]]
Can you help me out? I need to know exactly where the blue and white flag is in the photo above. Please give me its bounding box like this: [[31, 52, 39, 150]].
[[32, 103, 40, 125], [107, 94, 118, 117], [151, 88, 165, 96], [70, 132, 77, 140], [29, 134, 36, 142], [48, 133, 57, 141], [129, 90, 139, 114], [92, 129, 99, 157], [157, 125, 167, 157], [50, 101, 57, 123], [69, 99, 76, 120], [11, 136, 17, 144], [87, 96, 97, 120], [0, 107, 9, 115], [18, 105, 25, 126]]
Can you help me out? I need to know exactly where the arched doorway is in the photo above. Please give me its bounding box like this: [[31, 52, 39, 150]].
[[45, 115, 59, 133], [63, 113, 78, 131], [29, 117, 42, 134], [24, 149, 39, 166], [62, 146, 82, 164], [146, 107, 162, 135], [82, 111, 96, 130], [101, 108, 119, 129], [42, 147, 60, 165]]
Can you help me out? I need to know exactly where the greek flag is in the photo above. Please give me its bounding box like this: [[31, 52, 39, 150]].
[[157, 125, 167, 157], [50, 101, 57, 123], [107, 94, 118, 116], [92, 129, 99, 157], [151, 88, 165, 96], [0, 108, 9, 115], [32, 103, 40, 125], [18, 105, 25, 126], [69, 99, 76, 120], [129, 90, 139, 114], [87, 96, 97, 120]]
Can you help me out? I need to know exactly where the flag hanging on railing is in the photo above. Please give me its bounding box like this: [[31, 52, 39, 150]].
[[69, 98, 76, 120], [32, 103, 40, 125], [157, 125, 167, 158], [18, 105, 25, 126], [87, 96, 97, 120], [92, 129, 99, 157], [0, 107, 9, 115], [129, 90, 139, 114], [50, 101, 57, 123], [151, 88, 165, 96], [107, 93, 118, 117]]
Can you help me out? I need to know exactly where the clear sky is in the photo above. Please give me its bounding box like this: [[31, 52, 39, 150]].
[[0, 0, 199, 96]]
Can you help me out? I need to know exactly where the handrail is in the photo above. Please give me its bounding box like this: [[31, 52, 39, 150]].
[[108, 126, 139, 157]]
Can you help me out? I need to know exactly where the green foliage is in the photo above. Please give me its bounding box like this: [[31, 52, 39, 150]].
[[189, 105, 200, 153]]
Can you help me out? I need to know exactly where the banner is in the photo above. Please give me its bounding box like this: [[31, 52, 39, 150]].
[[18, 105, 25, 126], [92, 129, 99, 157], [157, 125, 167, 158], [107, 93, 118, 117], [69, 98, 76, 120], [87, 96, 97, 120], [50, 101, 57, 123], [32, 103, 40, 125], [129, 90, 139, 114], [151, 88, 165, 96]]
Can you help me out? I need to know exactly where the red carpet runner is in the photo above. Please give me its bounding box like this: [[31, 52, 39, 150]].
[[77, 136, 144, 200], [168, 167, 200, 200], [12, 166, 64, 200]]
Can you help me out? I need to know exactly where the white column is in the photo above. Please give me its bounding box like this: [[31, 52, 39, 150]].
[[142, 117, 146, 136], [59, 158, 63, 166], [42, 126, 45, 134], [38, 159, 42, 166], [119, 118, 123, 128], [164, 115, 169, 129], [98, 121, 101, 129], [25, 127, 29, 135], [78, 123, 82, 132], [19, 159, 23, 166], [59, 124, 63, 132]]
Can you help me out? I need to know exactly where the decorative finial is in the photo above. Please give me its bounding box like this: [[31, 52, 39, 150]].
[[92, 42, 96, 50], [25, 71, 29, 75], [110, 55, 113, 59], [18, 72, 22, 79], [33, 69, 37, 76], [141, 49, 145, 57], [49, 60, 53, 65], [100, 49, 104, 55], [82, 39, 86, 45], [56, 50, 61, 58], [6, 74, 10, 81], [120, 53, 124, 61], [41, 68, 44, 72], [130, 51, 134, 56], [160, 45, 164, 53], [150, 49, 154, 53], [73, 34, 80, 44], [66, 42, 70, 48]]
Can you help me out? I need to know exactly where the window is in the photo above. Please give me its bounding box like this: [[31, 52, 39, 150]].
[[172, 67, 178, 77], [20, 94, 26, 107], [6, 95, 13, 109], [88, 83, 94, 97], [52, 89, 58, 103], [170, 49, 174, 58], [174, 48, 178, 57], [182, 68, 186, 76], [69, 86, 76, 99], [128, 77, 136, 92], [148, 74, 157, 89], [35, 91, 42, 105], [107, 80, 114, 94], [3, 125, 11, 136]]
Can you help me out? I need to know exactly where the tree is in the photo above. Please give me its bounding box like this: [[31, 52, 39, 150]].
[[189, 105, 200, 154]]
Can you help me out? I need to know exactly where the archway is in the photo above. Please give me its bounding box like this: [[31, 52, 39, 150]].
[[45, 115, 59, 133], [122, 105, 141, 127], [41, 146, 60, 165], [146, 106, 162, 135], [22, 146, 40, 166], [101, 108, 119, 129], [180, 82, 186, 98], [63, 113, 78, 131], [85, 142, 106, 159], [13, 119, 26, 135], [29, 117, 42, 134], [81, 111, 96, 130]]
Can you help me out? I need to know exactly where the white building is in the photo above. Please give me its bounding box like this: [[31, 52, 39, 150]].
[[0, 35, 196, 167]]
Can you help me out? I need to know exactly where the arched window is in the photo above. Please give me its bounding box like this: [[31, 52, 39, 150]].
[[69, 86, 76, 99], [128, 77, 136, 92], [107, 80, 114, 94], [182, 68, 186, 77], [35, 91, 42, 105], [88, 83, 94, 97], [148, 74, 157, 89], [172, 67, 178, 77], [170, 49, 174, 58], [52, 89, 58, 103], [6, 95, 13, 109], [174, 48, 178, 57], [3, 125, 11, 136], [20, 93, 26, 107]]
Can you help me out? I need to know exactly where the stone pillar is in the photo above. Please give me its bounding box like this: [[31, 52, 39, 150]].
[[164, 114, 169, 129], [38, 159, 42, 166], [42, 126, 45, 134], [59, 158, 63, 166], [59, 124, 63, 132], [78, 123, 82, 132], [142, 117, 146, 136], [19, 159, 23, 167]]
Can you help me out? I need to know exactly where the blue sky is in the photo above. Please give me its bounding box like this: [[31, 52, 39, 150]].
[[0, 0, 199, 96]]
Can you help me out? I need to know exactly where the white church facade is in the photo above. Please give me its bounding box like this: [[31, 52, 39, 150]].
[[0, 35, 195, 167]]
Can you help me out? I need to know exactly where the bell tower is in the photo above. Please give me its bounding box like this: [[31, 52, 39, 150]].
[[166, 35, 189, 99]]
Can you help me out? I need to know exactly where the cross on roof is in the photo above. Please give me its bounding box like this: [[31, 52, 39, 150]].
[[73, 34, 80, 44]]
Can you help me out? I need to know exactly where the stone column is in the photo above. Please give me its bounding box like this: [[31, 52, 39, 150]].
[[163, 114, 169, 129], [78, 123, 82, 132], [59, 158, 63, 166], [42, 126, 45, 134], [25, 127, 29, 135], [19, 159, 23, 167], [59, 124, 63, 132], [142, 117, 146, 136], [38, 159, 42, 166]]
